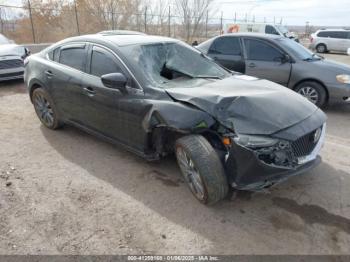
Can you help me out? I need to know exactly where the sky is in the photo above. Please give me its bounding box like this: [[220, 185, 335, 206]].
[[214, 0, 350, 26], [2, 0, 350, 26]]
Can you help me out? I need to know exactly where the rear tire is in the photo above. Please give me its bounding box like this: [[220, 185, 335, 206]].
[[295, 81, 327, 108], [175, 135, 229, 205], [316, 44, 327, 53], [32, 88, 63, 130]]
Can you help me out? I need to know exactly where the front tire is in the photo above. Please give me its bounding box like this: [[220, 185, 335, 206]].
[[175, 135, 229, 205], [32, 88, 63, 130], [295, 81, 327, 107]]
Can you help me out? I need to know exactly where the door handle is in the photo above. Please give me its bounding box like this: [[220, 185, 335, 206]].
[[83, 87, 96, 96], [45, 70, 54, 77], [248, 63, 256, 68]]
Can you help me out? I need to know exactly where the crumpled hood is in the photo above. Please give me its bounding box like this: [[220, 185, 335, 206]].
[[0, 44, 25, 57], [165, 75, 320, 135]]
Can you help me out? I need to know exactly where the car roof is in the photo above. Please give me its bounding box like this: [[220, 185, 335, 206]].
[[217, 33, 283, 40], [98, 30, 146, 36], [59, 34, 178, 47], [317, 28, 349, 31]]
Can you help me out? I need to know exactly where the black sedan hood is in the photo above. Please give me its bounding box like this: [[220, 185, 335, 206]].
[[165, 75, 320, 135]]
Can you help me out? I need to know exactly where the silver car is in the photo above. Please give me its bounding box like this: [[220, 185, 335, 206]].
[[310, 29, 350, 53], [0, 34, 30, 81], [197, 33, 350, 107]]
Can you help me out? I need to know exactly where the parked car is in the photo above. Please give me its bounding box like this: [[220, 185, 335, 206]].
[[197, 33, 350, 107], [0, 34, 30, 81], [25, 34, 326, 205], [224, 23, 299, 42], [98, 30, 146, 35], [310, 29, 350, 53]]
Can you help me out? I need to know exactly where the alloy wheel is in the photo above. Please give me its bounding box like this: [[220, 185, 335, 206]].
[[298, 86, 319, 104], [176, 147, 205, 201], [33, 92, 55, 127]]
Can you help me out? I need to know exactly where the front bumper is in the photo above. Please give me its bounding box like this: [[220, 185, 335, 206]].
[[0, 68, 24, 81], [224, 124, 325, 190], [325, 82, 350, 100]]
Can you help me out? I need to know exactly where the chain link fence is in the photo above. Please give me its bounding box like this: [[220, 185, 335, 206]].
[[0, 2, 290, 45]]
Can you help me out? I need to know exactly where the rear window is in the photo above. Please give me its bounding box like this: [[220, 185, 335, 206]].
[[209, 37, 242, 55], [48, 48, 60, 62], [59, 46, 86, 71]]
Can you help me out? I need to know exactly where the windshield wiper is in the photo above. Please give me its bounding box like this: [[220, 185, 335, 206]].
[[192, 75, 222, 79]]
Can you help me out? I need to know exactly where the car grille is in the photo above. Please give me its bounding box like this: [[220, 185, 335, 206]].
[[291, 128, 321, 157], [0, 59, 23, 70]]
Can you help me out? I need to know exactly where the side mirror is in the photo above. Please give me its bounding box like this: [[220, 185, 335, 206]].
[[101, 73, 128, 93], [347, 48, 350, 56], [275, 54, 290, 63]]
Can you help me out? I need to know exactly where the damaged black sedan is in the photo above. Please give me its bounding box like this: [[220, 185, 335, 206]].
[[24, 34, 327, 205]]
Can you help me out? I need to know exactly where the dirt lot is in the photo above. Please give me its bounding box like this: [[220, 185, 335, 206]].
[[0, 54, 350, 255]]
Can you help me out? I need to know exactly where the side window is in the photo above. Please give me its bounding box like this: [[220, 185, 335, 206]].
[[335, 31, 348, 39], [244, 39, 282, 61], [317, 31, 329, 37], [59, 45, 86, 72], [265, 25, 279, 35], [209, 37, 241, 55], [47, 47, 60, 61], [90, 46, 122, 77]]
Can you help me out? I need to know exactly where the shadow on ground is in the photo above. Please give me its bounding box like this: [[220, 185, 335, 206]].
[[40, 124, 350, 252]]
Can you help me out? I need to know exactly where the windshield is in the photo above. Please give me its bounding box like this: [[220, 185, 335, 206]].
[[0, 34, 10, 45], [120, 42, 230, 86], [277, 38, 320, 60], [276, 25, 289, 35]]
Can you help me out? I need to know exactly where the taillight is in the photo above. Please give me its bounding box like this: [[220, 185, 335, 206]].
[[310, 37, 313, 43]]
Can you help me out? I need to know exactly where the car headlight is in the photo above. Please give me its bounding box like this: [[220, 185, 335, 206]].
[[234, 135, 279, 148], [336, 74, 350, 84]]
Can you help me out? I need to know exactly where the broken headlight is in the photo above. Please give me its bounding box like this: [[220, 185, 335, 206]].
[[234, 135, 279, 148]]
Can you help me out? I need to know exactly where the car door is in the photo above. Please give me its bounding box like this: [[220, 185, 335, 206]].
[[207, 36, 245, 73], [47, 43, 88, 122], [347, 32, 350, 51], [80, 45, 147, 151], [243, 38, 291, 86], [336, 31, 350, 52]]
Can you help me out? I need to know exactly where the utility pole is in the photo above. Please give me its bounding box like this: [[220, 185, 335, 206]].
[[168, 6, 171, 37], [205, 10, 208, 38], [27, 0, 36, 43], [234, 12, 236, 23], [220, 11, 223, 33], [74, 0, 80, 35], [0, 8, 3, 34], [144, 7, 147, 33]]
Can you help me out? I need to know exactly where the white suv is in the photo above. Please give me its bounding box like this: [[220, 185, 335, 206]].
[[310, 29, 350, 53]]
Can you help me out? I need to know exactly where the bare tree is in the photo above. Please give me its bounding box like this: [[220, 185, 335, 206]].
[[175, 0, 213, 42]]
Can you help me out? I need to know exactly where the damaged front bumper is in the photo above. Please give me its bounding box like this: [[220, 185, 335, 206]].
[[224, 124, 325, 190]]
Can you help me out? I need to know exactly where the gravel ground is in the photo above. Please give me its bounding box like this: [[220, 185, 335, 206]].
[[0, 54, 350, 255]]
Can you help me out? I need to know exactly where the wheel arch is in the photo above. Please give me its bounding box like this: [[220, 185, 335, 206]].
[[28, 79, 47, 103]]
